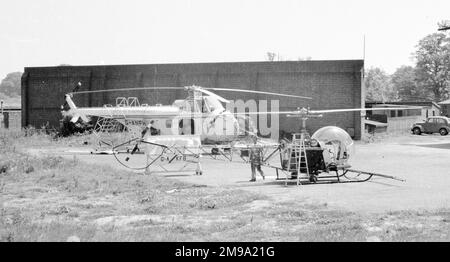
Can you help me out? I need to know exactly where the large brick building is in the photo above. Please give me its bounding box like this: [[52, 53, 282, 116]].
[[22, 60, 364, 139]]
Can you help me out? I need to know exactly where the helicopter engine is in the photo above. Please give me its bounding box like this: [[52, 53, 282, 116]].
[[311, 126, 354, 169]]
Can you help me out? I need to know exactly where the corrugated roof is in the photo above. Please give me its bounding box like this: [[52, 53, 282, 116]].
[[366, 101, 441, 109], [438, 99, 450, 105]]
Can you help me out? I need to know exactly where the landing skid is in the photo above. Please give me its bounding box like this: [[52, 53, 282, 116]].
[[275, 168, 405, 186]]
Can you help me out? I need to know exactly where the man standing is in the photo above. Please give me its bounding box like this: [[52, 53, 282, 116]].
[[249, 146, 265, 182]]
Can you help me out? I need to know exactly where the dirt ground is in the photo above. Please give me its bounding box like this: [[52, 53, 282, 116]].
[[26, 133, 450, 214]]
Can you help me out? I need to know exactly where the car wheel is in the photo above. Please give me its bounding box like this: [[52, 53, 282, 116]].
[[413, 127, 421, 135], [439, 128, 448, 136]]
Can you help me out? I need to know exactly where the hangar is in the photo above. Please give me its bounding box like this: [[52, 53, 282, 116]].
[[21, 60, 364, 139]]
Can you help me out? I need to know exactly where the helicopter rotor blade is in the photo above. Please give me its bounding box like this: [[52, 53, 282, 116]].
[[71, 86, 184, 95], [309, 107, 422, 114], [232, 106, 422, 116], [204, 88, 312, 100], [70, 85, 311, 102], [70, 85, 233, 104], [233, 111, 299, 115]]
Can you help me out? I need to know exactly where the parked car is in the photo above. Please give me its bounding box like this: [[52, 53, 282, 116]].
[[411, 116, 450, 136]]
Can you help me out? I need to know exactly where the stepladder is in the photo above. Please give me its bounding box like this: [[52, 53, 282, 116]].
[[285, 133, 309, 186]]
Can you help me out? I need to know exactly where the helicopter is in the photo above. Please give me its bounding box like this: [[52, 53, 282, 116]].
[[233, 107, 413, 184], [62, 83, 311, 145], [62, 83, 417, 183]]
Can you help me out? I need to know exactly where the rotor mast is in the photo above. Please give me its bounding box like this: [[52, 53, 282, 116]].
[[287, 107, 323, 139], [186, 85, 203, 113]]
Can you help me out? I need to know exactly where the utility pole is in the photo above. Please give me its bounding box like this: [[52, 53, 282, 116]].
[[363, 34, 366, 61], [0, 100, 4, 129]]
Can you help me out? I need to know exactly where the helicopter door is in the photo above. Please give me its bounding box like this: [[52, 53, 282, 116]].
[[178, 118, 195, 135]]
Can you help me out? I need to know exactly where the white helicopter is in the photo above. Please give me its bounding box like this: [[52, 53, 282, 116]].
[[62, 83, 311, 145]]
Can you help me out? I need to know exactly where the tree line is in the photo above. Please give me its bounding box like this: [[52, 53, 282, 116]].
[[366, 29, 450, 103], [0, 72, 22, 106]]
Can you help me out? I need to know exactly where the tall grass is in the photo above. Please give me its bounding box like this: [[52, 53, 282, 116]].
[[0, 127, 99, 149]]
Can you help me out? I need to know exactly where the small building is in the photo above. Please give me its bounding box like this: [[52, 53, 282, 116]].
[[438, 99, 450, 117], [367, 101, 440, 119], [365, 101, 440, 134], [0, 103, 22, 130]]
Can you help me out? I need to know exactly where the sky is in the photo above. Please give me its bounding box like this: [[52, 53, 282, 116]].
[[0, 0, 449, 78]]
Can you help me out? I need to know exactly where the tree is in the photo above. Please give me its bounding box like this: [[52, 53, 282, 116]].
[[391, 65, 425, 101], [415, 32, 450, 101], [266, 52, 276, 62], [0, 72, 22, 97], [364, 67, 397, 102]]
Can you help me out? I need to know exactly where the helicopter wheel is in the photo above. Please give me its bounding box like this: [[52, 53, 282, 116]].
[[309, 175, 318, 183]]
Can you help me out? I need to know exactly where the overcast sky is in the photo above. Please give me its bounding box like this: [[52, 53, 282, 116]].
[[0, 0, 449, 78]]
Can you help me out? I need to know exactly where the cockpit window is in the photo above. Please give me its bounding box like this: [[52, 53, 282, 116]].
[[436, 118, 446, 124], [204, 96, 224, 112]]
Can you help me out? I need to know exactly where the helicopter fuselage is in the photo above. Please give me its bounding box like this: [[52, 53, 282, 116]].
[[63, 93, 256, 144]]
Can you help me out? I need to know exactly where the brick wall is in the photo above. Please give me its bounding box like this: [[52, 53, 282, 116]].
[[22, 60, 364, 139]]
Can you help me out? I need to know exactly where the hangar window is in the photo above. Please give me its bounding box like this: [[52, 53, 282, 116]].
[[166, 120, 172, 128], [390, 110, 396, 117], [397, 110, 403, 117]]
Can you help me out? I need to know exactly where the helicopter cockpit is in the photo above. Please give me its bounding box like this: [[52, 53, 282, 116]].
[[202, 96, 225, 113], [172, 95, 225, 114], [311, 126, 354, 166]]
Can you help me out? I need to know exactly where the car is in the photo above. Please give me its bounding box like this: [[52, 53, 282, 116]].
[[411, 116, 450, 136]]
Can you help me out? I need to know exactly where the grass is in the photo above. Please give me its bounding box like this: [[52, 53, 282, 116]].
[[1, 131, 450, 241], [1, 128, 99, 148]]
